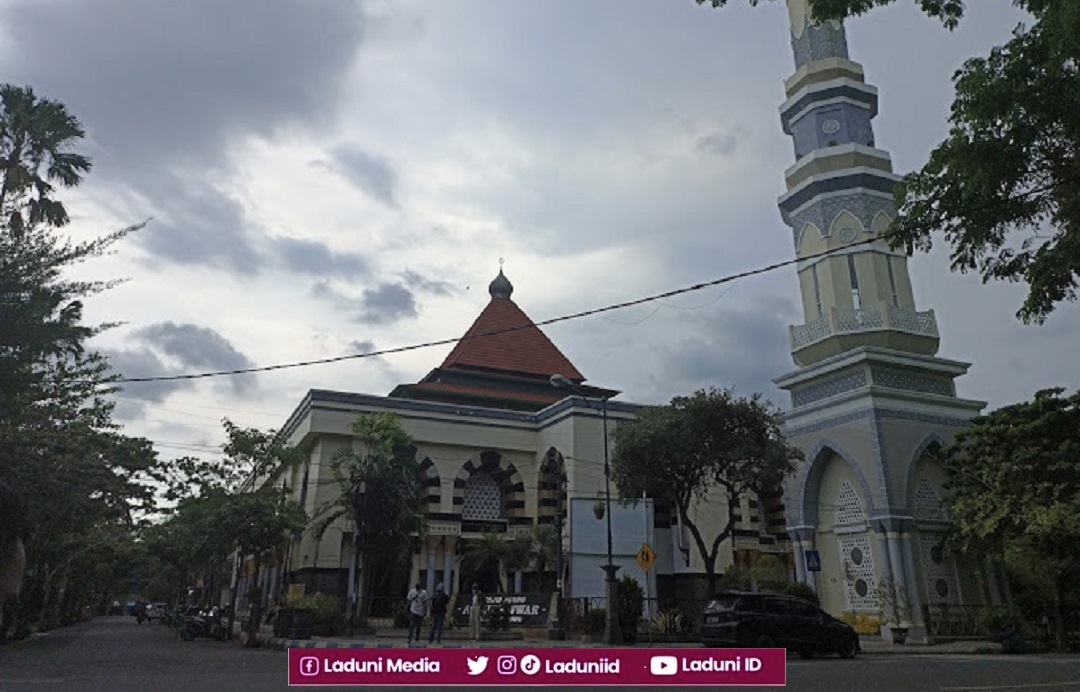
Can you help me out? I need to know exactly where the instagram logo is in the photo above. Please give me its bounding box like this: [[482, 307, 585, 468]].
[[299, 656, 320, 677], [496, 655, 517, 675]]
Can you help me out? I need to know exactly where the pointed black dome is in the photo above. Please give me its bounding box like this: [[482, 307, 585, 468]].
[[488, 268, 513, 300]]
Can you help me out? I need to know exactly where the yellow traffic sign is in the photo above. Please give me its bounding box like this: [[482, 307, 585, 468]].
[[636, 542, 656, 572]]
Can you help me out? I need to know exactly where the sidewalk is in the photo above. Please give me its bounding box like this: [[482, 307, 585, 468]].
[[257, 624, 1003, 655]]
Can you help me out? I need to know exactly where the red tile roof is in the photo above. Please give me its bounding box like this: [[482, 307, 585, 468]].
[[439, 296, 585, 381]]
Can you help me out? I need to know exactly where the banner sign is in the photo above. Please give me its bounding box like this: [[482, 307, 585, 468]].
[[288, 647, 786, 686], [453, 593, 549, 627]]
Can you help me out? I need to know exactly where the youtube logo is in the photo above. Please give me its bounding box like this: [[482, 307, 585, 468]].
[[649, 655, 678, 676]]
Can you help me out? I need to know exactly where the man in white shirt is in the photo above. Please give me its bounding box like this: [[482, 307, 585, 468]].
[[406, 582, 428, 643]]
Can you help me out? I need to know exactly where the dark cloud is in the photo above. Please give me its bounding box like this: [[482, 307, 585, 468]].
[[320, 146, 400, 208], [349, 339, 377, 355], [360, 283, 417, 325], [402, 270, 455, 296], [656, 294, 800, 405], [0, 0, 365, 272], [101, 346, 194, 405], [276, 236, 370, 277], [134, 322, 257, 396]]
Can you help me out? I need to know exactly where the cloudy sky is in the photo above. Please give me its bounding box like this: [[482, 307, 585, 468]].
[[2, 0, 1075, 465]]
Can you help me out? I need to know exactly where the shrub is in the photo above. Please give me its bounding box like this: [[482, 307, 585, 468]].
[[286, 592, 345, 636], [584, 607, 607, 636], [769, 582, 820, 606], [617, 576, 645, 644], [979, 604, 1024, 633], [839, 611, 881, 635], [650, 610, 684, 635]]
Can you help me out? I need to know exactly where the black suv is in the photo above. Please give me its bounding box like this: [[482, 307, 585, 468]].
[[701, 591, 859, 659]]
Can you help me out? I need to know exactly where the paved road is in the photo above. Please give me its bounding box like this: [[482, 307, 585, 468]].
[[1, 617, 1078, 691]]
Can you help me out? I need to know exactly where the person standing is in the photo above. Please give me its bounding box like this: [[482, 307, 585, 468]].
[[468, 583, 483, 641], [406, 582, 428, 643], [427, 583, 449, 644]]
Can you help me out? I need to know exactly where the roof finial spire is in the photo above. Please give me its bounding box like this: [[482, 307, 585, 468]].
[[488, 259, 513, 300]]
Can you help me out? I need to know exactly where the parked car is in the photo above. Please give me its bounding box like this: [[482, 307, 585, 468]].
[[145, 602, 169, 623], [701, 591, 860, 659]]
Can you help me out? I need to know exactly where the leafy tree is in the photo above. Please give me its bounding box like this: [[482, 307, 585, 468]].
[[313, 412, 427, 626], [0, 83, 154, 637], [611, 388, 801, 594], [938, 387, 1080, 651], [696, 1, 1080, 323], [153, 421, 306, 644]]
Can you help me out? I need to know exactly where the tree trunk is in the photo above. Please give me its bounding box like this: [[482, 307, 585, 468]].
[[226, 551, 242, 636], [245, 555, 261, 647], [47, 568, 69, 629], [1052, 584, 1068, 652]]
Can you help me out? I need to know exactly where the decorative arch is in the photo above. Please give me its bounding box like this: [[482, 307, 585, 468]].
[[903, 432, 948, 505], [829, 209, 865, 242], [795, 221, 823, 252], [416, 455, 441, 515], [871, 210, 893, 236], [537, 447, 568, 525], [794, 438, 877, 528], [453, 450, 526, 521]]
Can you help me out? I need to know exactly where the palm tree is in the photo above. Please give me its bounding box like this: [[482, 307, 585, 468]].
[[0, 84, 92, 238], [312, 413, 427, 625], [461, 531, 511, 593]]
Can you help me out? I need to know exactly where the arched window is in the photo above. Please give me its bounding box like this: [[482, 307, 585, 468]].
[[462, 472, 503, 521]]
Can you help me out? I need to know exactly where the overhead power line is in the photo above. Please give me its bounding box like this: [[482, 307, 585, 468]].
[[105, 174, 1079, 386]]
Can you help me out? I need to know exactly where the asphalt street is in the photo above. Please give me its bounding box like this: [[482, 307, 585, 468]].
[[0, 617, 1078, 691]]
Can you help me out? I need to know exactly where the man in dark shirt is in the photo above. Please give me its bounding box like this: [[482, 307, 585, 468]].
[[427, 583, 450, 644]]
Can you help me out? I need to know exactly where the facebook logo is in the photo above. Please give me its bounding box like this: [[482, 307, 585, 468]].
[[300, 657, 320, 676]]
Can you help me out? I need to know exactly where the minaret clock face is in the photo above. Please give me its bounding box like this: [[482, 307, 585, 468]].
[[823, 119, 841, 135]]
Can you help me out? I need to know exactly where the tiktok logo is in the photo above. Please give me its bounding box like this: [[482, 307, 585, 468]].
[[300, 656, 320, 676]]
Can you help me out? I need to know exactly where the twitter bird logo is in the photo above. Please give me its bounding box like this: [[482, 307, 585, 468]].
[[466, 655, 489, 676]]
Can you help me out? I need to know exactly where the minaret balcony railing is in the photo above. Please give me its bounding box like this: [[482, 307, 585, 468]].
[[790, 302, 939, 351]]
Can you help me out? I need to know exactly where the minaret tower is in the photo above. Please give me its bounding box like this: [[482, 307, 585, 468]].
[[773, 0, 996, 643]]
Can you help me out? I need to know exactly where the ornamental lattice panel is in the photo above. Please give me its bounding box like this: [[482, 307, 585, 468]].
[[919, 532, 961, 605], [839, 535, 878, 611], [462, 472, 502, 520], [914, 477, 950, 522], [834, 480, 865, 526]]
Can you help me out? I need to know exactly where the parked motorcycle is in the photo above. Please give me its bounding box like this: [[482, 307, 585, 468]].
[[180, 607, 231, 642]]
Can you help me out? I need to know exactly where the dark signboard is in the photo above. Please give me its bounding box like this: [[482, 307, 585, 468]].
[[453, 593, 550, 627]]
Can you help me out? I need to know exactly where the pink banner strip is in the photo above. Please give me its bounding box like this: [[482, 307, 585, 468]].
[[289, 647, 786, 686]]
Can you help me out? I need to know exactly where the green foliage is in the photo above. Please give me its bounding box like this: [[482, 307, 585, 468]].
[[0, 83, 153, 637], [313, 413, 427, 613], [611, 388, 801, 592], [775, 581, 820, 607], [583, 607, 607, 636], [616, 575, 645, 644], [649, 609, 685, 635], [287, 592, 344, 636], [941, 388, 1080, 650], [979, 604, 1024, 633], [697, 1, 1080, 323], [874, 578, 913, 626]]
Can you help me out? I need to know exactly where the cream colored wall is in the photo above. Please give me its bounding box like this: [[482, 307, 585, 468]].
[[814, 451, 880, 616]]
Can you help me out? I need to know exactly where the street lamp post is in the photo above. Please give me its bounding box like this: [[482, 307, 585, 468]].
[[548, 479, 565, 640], [550, 374, 623, 646]]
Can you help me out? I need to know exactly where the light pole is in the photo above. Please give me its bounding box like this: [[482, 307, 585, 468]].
[[550, 374, 622, 646], [547, 475, 565, 641]]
